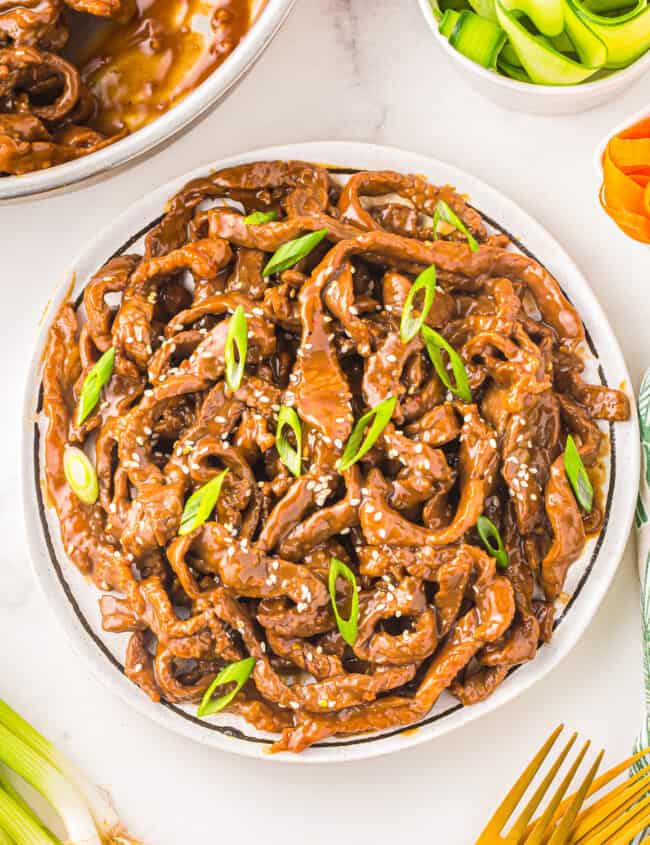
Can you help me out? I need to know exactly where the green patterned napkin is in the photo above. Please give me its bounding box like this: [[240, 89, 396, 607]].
[[634, 369, 650, 813]]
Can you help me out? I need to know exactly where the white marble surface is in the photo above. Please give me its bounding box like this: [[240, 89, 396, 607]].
[[2, 1, 650, 841]]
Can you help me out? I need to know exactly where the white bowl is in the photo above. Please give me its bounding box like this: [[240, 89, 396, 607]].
[[21, 141, 639, 762], [418, 0, 650, 115], [593, 105, 650, 241], [0, 0, 295, 203]]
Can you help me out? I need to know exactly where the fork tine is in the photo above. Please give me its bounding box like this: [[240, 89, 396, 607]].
[[570, 762, 650, 841], [475, 725, 564, 842], [545, 749, 604, 845], [603, 799, 650, 845], [577, 790, 650, 845], [508, 734, 579, 844], [521, 740, 588, 845], [525, 747, 650, 837]]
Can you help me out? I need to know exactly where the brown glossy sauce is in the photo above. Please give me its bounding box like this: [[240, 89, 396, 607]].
[[71, 0, 252, 135]]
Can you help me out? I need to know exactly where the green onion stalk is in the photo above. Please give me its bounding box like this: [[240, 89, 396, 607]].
[[0, 699, 143, 845]]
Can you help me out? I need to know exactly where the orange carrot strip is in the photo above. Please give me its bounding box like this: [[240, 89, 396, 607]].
[[618, 117, 650, 141], [618, 166, 650, 177], [602, 145, 647, 215], [600, 186, 650, 244], [609, 136, 650, 170], [643, 182, 650, 217]]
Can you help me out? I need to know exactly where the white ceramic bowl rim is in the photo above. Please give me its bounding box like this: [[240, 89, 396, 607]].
[[0, 0, 295, 202], [592, 105, 650, 240], [417, 0, 650, 97], [21, 142, 640, 763]]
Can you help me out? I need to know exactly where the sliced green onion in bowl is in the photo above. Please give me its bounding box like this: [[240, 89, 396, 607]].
[[224, 305, 248, 392], [197, 657, 256, 717], [476, 515, 509, 569], [63, 446, 98, 506], [275, 405, 302, 477], [243, 210, 278, 225], [421, 325, 472, 403], [400, 264, 437, 343], [328, 558, 359, 646], [263, 228, 328, 276], [433, 200, 479, 252], [77, 347, 115, 426], [178, 469, 229, 536], [338, 396, 397, 472], [564, 434, 593, 513]]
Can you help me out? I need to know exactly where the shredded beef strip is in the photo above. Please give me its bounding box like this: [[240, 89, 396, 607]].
[[41, 161, 630, 753]]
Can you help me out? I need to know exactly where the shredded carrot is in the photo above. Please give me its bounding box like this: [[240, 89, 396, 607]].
[[600, 116, 650, 244]]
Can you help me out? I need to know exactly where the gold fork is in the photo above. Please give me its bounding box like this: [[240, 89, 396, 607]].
[[475, 725, 650, 845]]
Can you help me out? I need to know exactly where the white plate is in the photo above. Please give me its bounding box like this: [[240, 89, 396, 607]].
[[21, 142, 639, 763]]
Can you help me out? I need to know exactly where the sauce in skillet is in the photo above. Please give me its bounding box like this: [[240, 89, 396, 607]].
[[0, 0, 260, 175], [70, 0, 254, 136]]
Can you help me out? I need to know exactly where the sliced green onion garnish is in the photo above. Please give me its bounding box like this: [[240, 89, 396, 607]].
[[275, 405, 302, 477], [76, 347, 115, 426], [476, 515, 509, 569], [400, 264, 437, 343], [178, 469, 228, 536], [328, 558, 359, 646], [243, 210, 278, 225], [263, 228, 328, 276], [338, 396, 397, 472], [421, 325, 472, 403], [197, 657, 256, 717], [63, 446, 98, 506], [224, 305, 248, 392], [433, 200, 479, 252], [564, 434, 593, 513]]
